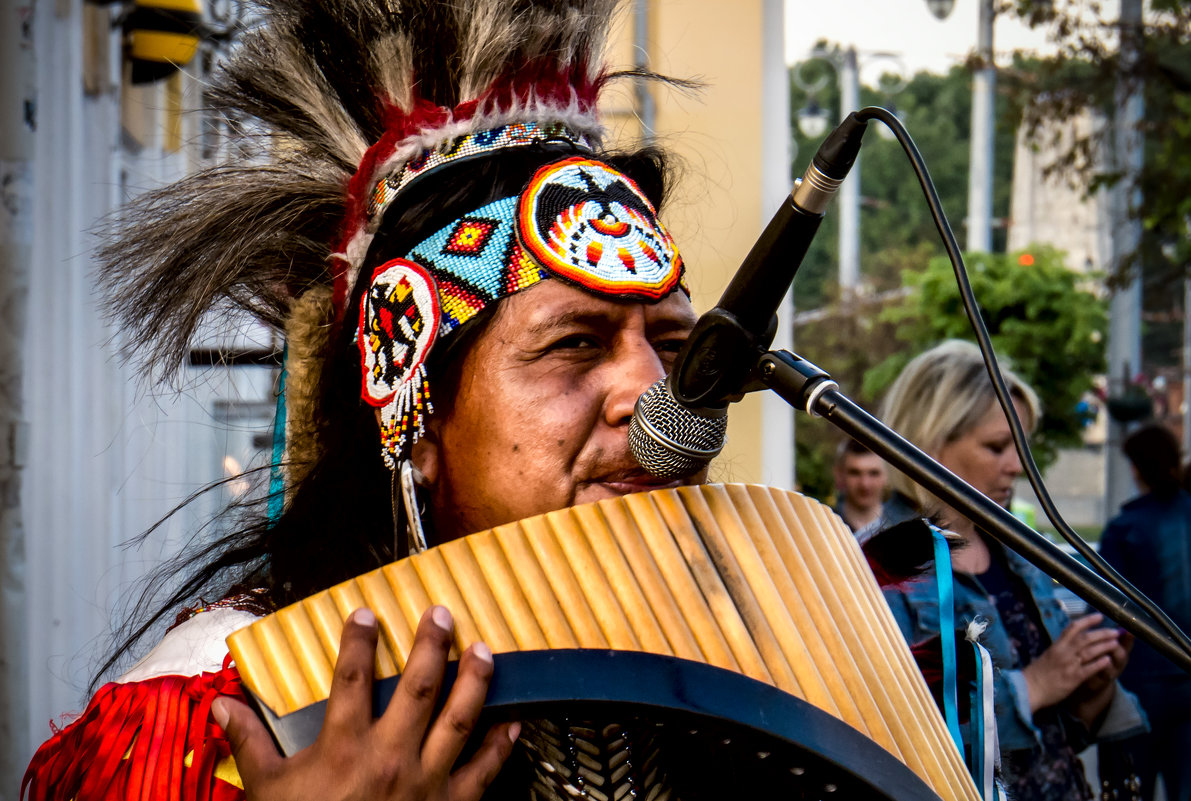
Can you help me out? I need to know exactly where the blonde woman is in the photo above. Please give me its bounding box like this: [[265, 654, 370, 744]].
[[878, 340, 1144, 801]]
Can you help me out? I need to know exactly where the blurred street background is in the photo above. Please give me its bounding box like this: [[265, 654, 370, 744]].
[[3, 0, 1190, 797]]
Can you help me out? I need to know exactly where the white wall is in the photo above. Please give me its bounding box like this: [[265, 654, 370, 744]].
[[19, 1, 274, 782]]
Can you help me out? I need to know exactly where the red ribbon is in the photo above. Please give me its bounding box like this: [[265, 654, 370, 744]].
[[22, 659, 246, 801]]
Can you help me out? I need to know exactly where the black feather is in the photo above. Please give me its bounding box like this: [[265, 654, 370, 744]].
[[862, 518, 956, 588]]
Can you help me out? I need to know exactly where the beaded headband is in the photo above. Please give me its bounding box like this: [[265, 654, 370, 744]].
[[367, 122, 595, 224], [359, 153, 686, 468], [334, 120, 598, 318]]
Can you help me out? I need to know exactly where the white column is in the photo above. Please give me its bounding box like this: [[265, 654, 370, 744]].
[[633, 0, 655, 140], [966, 0, 995, 253], [838, 47, 861, 292], [759, 0, 794, 489]]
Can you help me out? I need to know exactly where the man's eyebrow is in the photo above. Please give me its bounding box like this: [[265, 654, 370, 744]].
[[523, 310, 609, 337], [522, 305, 697, 338]]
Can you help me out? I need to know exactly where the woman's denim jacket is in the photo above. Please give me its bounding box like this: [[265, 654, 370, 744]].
[[880, 524, 1147, 754]]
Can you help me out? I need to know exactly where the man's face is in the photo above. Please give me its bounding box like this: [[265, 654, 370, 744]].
[[413, 280, 701, 542], [835, 452, 887, 511]]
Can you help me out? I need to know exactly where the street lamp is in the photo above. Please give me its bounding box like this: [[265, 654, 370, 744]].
[[796, 100, 830, 139], [792, 58, 831, 138], [925, 0, 956, 20]]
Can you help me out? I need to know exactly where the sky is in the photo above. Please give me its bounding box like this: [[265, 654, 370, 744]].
[[784, 0, 1060, 77]]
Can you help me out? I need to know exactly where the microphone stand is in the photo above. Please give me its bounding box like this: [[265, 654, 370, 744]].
[[753, 347, 1191, 675]]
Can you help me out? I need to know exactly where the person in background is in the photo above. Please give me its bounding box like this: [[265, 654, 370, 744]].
[[1101, 424, 1191, 801], [833, 438, 888, 538], [879, 340, 1145, 801]]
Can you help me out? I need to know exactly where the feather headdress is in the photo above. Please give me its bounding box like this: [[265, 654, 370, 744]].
[[100, 0, 687, 499], [104, 0, 623, 375]]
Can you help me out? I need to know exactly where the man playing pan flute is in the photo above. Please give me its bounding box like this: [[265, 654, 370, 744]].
[[23, 1, 706, 800]]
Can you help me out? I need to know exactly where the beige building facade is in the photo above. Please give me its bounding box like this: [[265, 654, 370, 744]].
[[605, 0, 795, 488]]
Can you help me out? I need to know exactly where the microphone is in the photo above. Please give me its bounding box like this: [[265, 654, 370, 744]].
[[630, 112, 868, 478]]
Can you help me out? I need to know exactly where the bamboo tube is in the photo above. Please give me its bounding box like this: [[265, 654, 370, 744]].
[[438, 537, 519, 652], [688, 485, 836, 713], [467, 530, 551, 651], [720, 484, 881, 747], [545, 507, 642, 651], [620, 491, 740, 671], [330, 579, 401, 673], [597, 497, 705, 662], [489, 522, 580, 649], [276, 604, 333, 702], [774, 490, 976, 801], [572, 502, 672, 654], [649, 489, 774, 685]]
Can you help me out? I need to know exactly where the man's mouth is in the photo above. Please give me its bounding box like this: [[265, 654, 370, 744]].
[[587, 467, 685, 494]]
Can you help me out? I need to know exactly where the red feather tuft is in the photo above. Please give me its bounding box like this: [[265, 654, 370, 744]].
[[22, 661, 246, 801], [332, 59, 604, 322]]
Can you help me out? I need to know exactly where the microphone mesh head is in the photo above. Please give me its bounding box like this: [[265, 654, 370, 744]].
[[629, 379, 728, 480]]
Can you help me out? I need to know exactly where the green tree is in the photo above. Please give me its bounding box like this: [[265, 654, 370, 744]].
[[794, 247, 1107, 499], [787, 50, 1018, 310], [872, 246, 1107, 463], [1002, 0, 1191, 288], [791, 288, 908, 500]]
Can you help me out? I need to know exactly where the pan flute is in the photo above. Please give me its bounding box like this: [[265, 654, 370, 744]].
[[228, 484, 979, 801]]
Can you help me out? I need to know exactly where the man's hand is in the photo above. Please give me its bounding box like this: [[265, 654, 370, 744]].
[[212, 606, 520, 801]]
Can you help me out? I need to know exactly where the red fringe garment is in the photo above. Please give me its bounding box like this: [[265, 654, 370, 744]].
[[22, 657, 246, 801]]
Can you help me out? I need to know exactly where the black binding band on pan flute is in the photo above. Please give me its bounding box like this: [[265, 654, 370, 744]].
[[247, 649, 943, 801]]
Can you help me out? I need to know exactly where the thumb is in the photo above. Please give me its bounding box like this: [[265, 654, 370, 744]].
[[212, 696, 282, 785]]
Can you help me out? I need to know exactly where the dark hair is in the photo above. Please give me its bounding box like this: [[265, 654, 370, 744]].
[[96, 143, 675, 686], [836, 437, 875, 462], [1123, 423, 1181, 497]]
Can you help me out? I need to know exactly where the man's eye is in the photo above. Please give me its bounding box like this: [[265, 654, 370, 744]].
[[550, 334, 600, 351], [653, 338, 687, 355]]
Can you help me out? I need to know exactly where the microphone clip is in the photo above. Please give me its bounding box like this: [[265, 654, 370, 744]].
[[670, 309, 777, 409]]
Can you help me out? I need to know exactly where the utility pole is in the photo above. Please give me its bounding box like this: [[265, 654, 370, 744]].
[[0, 0, 34, 795], [1105, 0, 1145, 518], [966, 0, 996, 253]]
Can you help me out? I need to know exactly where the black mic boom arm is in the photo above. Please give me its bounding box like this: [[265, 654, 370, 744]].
[[758, 348, 1191, 676]]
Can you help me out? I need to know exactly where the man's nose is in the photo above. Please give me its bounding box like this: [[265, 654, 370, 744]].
[[604, 337, 667, 426]]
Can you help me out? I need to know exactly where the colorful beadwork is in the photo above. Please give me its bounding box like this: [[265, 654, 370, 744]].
[[357, 155, 686, 466], [517, 157, 682, 299], [406, 196, 545, 333], [366, 122, 593, 224], [358, 259, 441, 468]]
